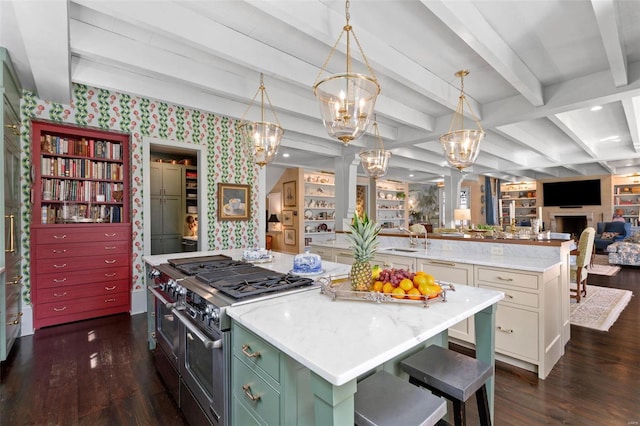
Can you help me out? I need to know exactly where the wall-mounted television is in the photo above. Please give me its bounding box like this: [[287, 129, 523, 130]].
[[542, 179, 602, 207]]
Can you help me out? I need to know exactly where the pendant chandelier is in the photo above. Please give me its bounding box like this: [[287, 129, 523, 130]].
[[440, 70, 485, 171], [238, 73, 284, 167], [313, 0, 380, 145], [360, 116, 391, 179]]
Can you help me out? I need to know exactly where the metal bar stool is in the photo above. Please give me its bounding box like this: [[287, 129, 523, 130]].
[[355, 370, 447, 426], [401, 345, 493, 426]]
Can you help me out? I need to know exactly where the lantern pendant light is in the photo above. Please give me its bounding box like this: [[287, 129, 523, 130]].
[[360, 116, 391, 179], [313, 0, 381, 145], [238, 73, 284, 167], [439, 70, 485, 171]]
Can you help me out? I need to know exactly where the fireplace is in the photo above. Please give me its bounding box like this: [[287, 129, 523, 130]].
[[549, 212, 594, 238]]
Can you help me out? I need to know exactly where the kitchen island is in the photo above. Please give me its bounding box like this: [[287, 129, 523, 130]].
[[144, 250, 504, 425]]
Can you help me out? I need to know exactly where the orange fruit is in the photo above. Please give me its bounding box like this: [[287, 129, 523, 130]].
[[391, 287, 406, 299], [382, 282, 395, 294], [399, 278, 414, 292], [413, 274, 428, 287], [372, 280, 384, 292], [407, 287, 422, 300], [414, 271, 427, 276], [426, 284, 442, 299]]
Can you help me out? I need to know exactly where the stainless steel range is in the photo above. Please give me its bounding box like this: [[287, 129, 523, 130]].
[[148, 255, 315, 426]]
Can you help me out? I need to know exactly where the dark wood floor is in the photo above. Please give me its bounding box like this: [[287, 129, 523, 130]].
[[1, 267, 638, 426]]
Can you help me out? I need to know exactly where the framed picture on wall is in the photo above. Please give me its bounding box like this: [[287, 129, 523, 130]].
[[283, 181, 296, 207], [284, 228, 296, 245], [282, 210, 294, 226], [218, 183, 250, 220]]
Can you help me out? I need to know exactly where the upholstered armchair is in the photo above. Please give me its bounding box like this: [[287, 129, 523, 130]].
[[594, 221, 631, 252]]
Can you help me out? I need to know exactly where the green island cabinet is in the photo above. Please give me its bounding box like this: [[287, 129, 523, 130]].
[[231, 322, 315, 425]]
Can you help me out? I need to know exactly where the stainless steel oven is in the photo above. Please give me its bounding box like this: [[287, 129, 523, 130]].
[[175, 291, 229, 426]]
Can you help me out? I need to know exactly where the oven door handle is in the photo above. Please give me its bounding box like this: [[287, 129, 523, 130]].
[[173, 309, 223, 350], [148, 286, 180, 309]]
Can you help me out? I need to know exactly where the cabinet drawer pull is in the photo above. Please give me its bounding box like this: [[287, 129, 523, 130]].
[[497, 276, 514, 282], [429, 260, 455, 267], [7, 275, 23, 285], [104, 233, 117, 237], [53, 306, 68, 312], [242, 384, 261, 402], [53, 264, 67, 268], [54, 292, 68, 297], [338, 252, 352, 257], [383, 262, 391, 268], [53, 249, 67, 254], [104, 273, 117, 277], [53, 278, 67, 283], [105, 298, 117, 303], [5, 214, 15, 253], [241, 344, 261, 359], [104, 246, 117, 250], [9, 312, 23, 325], [497, 326, 514, 334], [53, 234, 67, 239], [505, 293, 514, 299], [104, 259, 117, 264], [105, 286, 117, 291]]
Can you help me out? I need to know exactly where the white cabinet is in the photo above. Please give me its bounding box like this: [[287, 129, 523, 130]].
[[372, 253, 415, 271], [416, 258, 475, 343], [303, 172, 335, 244], [500, 182, 537, 225], [374, 180, 408, 229], [475, 264, 562, 379]]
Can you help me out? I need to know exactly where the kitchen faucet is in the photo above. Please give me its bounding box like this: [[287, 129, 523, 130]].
[[423, 227, 429, 249], [398, 226, 417, 248]]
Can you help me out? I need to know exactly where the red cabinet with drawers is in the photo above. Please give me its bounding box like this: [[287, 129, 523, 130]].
[[30, 121, 131, 329]]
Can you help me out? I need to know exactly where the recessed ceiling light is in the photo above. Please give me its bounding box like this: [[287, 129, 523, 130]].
[[590, 105, 603, 112], [600, 135, 619, 142], [409, 174, 414, 177], [626, 163, 633, 167], [282, 153, 290, 158]]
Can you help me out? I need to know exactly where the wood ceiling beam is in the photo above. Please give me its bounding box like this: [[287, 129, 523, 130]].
[[11, 0, 71, 103], [421, 0, 544, 107], [621, 96, 640, 152], [591, 0, 628, 87]]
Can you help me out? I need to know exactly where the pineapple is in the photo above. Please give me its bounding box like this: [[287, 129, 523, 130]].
[[345, 212, 381, 291]]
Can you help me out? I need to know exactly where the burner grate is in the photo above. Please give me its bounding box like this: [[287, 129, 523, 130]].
[[210, 274, 315, 300]]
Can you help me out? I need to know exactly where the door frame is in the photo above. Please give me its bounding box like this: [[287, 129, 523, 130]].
[[143, 137, 208, 255]]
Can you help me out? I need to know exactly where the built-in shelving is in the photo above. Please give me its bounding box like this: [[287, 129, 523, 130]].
[[613, 176, 640, 225], [500, 182, 537, 225], [375, 180, 408, 228], [303, 171, 335, 244]]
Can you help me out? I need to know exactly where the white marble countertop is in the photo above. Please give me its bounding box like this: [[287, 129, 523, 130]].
[[228, 281, 503, 386], [311, 241, 563, 273]]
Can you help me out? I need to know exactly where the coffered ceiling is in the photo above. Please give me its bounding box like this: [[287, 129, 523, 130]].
[[3, 0, 640, 184]]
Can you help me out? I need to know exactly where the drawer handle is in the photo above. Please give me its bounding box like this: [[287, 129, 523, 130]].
[[429, 260, 455, 267], [53, 278, 67, 283], [497, 276, 514, 282], [105, 298, 117, 303], [338, 252, 352, 256], [7, 275, 23, 286], [505, 293, 514, 299], [104, 259, 117, 264], [242, 384, 261, 402], [104, 273, 117, 277], [497, 326, 514, 334], [53, 249, 67, 254], [105, 286, 116, 291], [54, 292, 68, 297], [9, 312, 23, 325], [5, 214, 15, 253], [104, 246, 117, 250], [53, 306, 68, 312], [241, 344, 261, 359], [104, 233, 117, 237], [383, 262, 390, 268], [53, 264, 67, 268], [53, 234, 67, 239]]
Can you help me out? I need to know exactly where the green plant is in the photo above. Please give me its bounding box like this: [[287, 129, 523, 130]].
[[410, 185, 439, 224], [396, 191, 406, 199]]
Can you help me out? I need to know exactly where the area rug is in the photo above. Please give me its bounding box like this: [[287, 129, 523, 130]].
[[570, 285, 633, 331], [589, 254, 621, 276]]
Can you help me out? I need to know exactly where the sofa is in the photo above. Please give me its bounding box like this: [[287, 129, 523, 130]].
[[594, 221, 631, 252], [607, 232, 640, 266]]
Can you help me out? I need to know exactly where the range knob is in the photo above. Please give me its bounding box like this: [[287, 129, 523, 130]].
[[178, 286, 187, 295], [206, 305, 220, 323], [168, 279, 178, 288], [149, 269, 161, 278]]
